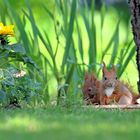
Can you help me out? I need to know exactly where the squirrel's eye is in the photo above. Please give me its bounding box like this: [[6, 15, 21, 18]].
[[104, 77, 107, 80], [115, 77, 118, 80]]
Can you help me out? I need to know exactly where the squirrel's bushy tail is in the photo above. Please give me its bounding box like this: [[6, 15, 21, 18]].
[[120, 82, 140, 104]]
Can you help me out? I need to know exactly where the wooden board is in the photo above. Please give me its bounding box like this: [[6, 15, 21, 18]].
[[83, 104, 140, 110]]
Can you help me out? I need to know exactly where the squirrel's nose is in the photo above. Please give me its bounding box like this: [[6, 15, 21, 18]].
[[88, 87, 92, 92], [108, 80, 115, 87], [108, 82, 113, 87]]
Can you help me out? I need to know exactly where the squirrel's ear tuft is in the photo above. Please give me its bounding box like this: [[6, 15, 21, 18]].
[[112, 65, 116, 72], [84, 72, 89, 80]]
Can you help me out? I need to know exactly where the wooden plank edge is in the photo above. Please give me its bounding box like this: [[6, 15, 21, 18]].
[[82, 104, 140, 110]]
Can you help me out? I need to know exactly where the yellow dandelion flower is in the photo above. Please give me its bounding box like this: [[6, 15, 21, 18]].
[[0, 22, 4, 34], [0, 22, 14, 36]]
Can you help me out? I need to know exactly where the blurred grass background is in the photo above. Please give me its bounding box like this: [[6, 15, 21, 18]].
[[0, 0, 138, 104]]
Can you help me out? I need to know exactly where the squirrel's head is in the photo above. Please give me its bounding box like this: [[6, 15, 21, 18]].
[[83, 73, 100, 97], [102, 62, 118, 95]]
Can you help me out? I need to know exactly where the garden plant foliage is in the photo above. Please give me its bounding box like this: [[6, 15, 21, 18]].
[[0, 22, 42, 107], [0, 0, 136, 105]]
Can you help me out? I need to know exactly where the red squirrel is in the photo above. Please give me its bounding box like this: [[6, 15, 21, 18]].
[[83, 62, 140, 105], [82, 73, 100, 105], [100, 62, 133, 105]]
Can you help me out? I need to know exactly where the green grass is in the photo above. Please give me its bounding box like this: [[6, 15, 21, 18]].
[[0, 107, 140, 140]]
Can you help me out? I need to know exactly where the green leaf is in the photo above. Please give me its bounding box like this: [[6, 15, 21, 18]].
[[2, 69, 15, 86], [76, 20, 84, 63], [109, 24, 119, 65], [9, 43, 25, 54], [102, 20, 120, 60], [118, 46, 135, 77], [61, 0, 77, 71], [0, 90, 6, 102]]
